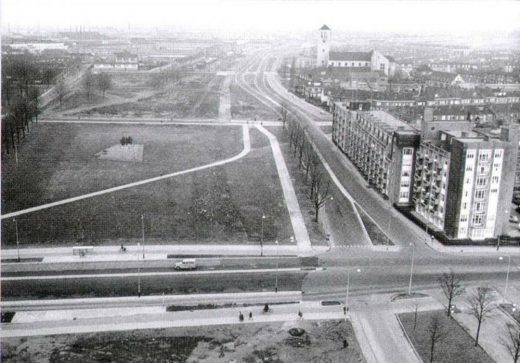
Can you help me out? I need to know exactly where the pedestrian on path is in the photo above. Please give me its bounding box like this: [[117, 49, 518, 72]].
[[298, 310, 303, 320], [239, 312, 244, 322], [249, 312, 253, 320]]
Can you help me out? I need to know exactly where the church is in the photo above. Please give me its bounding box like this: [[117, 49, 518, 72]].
[[316, 25, 395, 77]]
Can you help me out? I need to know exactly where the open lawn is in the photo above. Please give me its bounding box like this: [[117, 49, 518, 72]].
[[2, 123, 243, 212], [1, 320, 364, 363], [76, 74, 222, 119], [398, 310, 494, 363], [2, 124, 295, 246]]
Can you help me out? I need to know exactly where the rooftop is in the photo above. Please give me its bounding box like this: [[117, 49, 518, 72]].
[[329, 51, 372, 62], [368, 110, 416, 132]]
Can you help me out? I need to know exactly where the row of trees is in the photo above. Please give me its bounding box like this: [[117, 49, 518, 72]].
[[286, 113, 331, 222], [81, 71, 113, 101], [422, 271, 520, 363]]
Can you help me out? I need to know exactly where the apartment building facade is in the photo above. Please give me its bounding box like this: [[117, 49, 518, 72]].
[[332, 102, 519, 241], [332, 104, 420, 206]]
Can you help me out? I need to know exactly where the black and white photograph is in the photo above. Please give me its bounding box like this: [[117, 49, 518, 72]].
[[1, 0, 520, 361]]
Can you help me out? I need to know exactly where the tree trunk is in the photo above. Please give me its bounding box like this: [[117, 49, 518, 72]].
[[475, 319, 482, 346], [430, 340, 435, 363], [315, 203, 319, 222]]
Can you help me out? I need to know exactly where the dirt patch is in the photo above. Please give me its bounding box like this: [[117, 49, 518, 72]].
[[95, 144, 144, 162], [1, 320, 365, 363]]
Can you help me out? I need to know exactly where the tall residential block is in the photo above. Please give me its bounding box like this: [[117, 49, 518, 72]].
[[332, 102, 519, 241]]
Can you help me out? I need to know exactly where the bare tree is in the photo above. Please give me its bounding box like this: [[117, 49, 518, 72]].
[[54, 78, 67, 106], [501, 323, 520, 363], [468, 287, 496, 346], [96, 72, 113, 98], [311, 172, 331, 222], [439, 270, 464, 317], [280, 103, 288, 128], [412, 303, 419, 332], [427, 314, 446, 363], [82, 70, 95, 100]]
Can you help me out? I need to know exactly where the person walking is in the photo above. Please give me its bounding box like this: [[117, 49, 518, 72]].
[[249, 311, 253, 320], [239, 312, 244, 322], [298, 310, 303, 320]]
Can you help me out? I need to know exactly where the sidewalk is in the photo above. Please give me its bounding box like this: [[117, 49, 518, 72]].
[[256, 125, 312, 254], [1, 244, 329, 264], [1, 298, 341, 338]]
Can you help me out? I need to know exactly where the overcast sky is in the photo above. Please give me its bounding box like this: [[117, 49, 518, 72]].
[[2, 0, 520, 36]]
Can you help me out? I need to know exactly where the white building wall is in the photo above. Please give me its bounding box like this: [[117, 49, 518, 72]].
[[484, 148, 503, 238], [457, 149, 477, 238]]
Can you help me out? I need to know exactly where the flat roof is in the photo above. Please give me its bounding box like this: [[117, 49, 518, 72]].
[[367, 110, 415, 131]]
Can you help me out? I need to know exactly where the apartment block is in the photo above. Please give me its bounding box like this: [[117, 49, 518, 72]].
[[332, 102, 519, 241], [332, 104, 420, 206]]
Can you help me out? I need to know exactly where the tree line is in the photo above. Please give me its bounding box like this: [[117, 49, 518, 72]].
[[2, 57, 41, 156], [285, 109, 331, 223], [413, 270, 520, 363]]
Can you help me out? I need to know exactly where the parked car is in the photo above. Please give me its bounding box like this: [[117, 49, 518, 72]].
[[509, 215, 519, 223], [174, 259, 197, 270]]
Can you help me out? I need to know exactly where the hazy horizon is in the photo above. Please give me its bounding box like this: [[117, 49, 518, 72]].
[[2, 0, 520, 38]]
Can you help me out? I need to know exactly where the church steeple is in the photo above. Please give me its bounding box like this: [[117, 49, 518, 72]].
[[317, 25, 331, 67]]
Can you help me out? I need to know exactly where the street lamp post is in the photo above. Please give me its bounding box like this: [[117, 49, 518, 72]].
[[346, 268, 361, 316], [260, 214, 266, 257], [141, 214, 145, 259], [499, 256, 511, 302], [137, 246, 141, 298], [14, 218, 20, 262], [275, 240, 279, 293], [408, 243, 416, 295]]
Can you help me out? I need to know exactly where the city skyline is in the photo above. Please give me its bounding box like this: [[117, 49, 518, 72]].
[[2, 0, 520, 37]]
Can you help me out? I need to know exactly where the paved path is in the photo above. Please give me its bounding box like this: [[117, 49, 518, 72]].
[[218, 75, 232, 120], [1, 125, 250, 220], [1, 244, 327, 263], [1, 299, 342, 338], [38, 118, 298, 126], [256, 125, 311, 254]]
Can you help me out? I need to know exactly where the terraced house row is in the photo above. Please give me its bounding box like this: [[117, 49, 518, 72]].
[[332, 103, 519, 241]]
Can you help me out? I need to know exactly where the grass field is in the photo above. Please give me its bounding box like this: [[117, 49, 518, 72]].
[[76, 74, 222, 119], [1, 320, 363, 363], [398, 310, 494, 363], [230, 80, 279, 120], [2, 124, 295, 246]]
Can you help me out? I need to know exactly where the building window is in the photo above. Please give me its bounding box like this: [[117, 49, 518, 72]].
[[490, 188, 498, 193], [476, 177, 487, 186], [472, 215, 483, 225], [400, 191, 409, 199], [467, 153, 475, 159], [466, 166, 473, 171], [462, 202, 467, 209], [403, 147, 413, 155], [492, 176, 499, 183], [460, 215, 468, 222], [475, 190, 486, 199], [475, 202, 486, 212], [494, 150, 502, 158]]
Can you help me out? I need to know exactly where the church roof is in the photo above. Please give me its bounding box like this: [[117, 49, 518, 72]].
[[320, 25, 331, 30], [329, 51, 372, 61]]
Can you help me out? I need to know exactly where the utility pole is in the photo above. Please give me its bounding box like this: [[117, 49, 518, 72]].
[[260, 214, 266, 257], [14, 218, 20, 262], [408, 243, 415, 295], [275, 240, 279, 293], [141, 214, 145, 259]]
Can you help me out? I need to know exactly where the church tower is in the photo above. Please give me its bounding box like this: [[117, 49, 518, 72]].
[[316, 25, 331, 67]]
